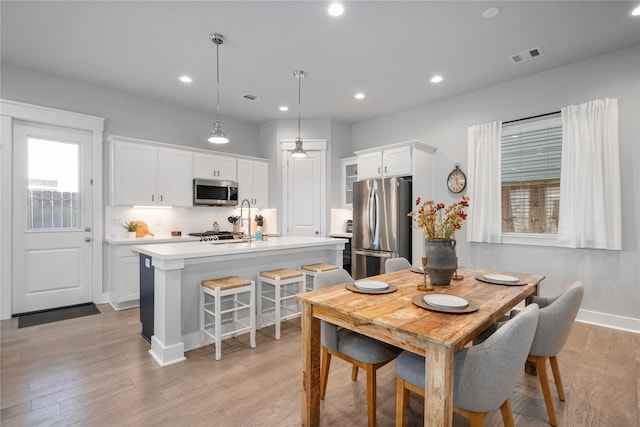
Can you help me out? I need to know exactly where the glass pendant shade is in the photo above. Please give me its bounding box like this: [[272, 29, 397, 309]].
[[208, 118, 229, 144]]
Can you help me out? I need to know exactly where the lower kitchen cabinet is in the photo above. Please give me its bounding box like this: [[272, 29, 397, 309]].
[[106, 238, 195, 310], [107, 244, 142, 310]]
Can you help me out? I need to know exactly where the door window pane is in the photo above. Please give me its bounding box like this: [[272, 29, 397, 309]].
[[27, 138, 80, 229]]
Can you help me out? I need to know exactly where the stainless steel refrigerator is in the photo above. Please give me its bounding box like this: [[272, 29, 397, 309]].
[[352, 177, 412, 279]]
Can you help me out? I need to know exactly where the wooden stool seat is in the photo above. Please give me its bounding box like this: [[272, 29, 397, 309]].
[[202, 276, 252, 291], [300, 263, 339, 273], [257, 268, 306, 339], [300, 263, 340, 291], [259, 268, 303, 280], [200, 275, 256, 360]]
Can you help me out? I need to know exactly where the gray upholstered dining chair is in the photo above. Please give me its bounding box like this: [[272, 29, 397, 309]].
[[385, 257, 412, 273], [314, 268, 402, 427], [395, 303, 540, 427], [526, 281, 584, 426], [477, 281, 584, 426]]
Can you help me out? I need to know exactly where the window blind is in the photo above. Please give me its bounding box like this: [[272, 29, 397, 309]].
[[501, 114, 562, 234], [501, 116, 562, 182]]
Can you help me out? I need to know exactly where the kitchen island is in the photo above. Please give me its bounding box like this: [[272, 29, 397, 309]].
[[132, 236, 347, 366]]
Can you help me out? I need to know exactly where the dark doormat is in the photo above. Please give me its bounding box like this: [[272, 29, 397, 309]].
[[16, 303, 101, 328]]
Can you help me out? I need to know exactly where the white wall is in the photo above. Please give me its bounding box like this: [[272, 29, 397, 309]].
[[1, 64, 261, 156], [352, 46, 640, 332], [329, 120, 354, 208]]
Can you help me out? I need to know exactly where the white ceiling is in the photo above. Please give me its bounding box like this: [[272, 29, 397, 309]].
[[2, 1, 639, 125]]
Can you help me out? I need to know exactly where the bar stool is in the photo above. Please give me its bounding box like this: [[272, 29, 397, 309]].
[[200, 276, 256, 360], [257, 268, 306, 339], [300, 263, 339, 291]]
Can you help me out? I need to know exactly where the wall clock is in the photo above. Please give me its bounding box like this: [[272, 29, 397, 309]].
[[447, 164, 466, 193]]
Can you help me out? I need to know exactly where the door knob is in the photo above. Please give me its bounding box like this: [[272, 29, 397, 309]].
[[85, 227, 91, 232], [315, 230, 319, 235], [84, 237, 92, 242]]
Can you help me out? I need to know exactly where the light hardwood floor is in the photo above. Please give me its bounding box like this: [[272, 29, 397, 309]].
[[1, 304, 638, 426]]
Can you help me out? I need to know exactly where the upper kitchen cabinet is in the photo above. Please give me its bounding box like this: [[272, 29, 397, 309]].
[[109, 136, 192, 207], [193, 153, 237, 181], [237, 159, 269, 208], [356, 145, 412, 180], [341, 157, 358, 208]]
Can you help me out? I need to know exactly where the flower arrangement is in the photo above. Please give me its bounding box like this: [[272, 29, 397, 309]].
[[408, 196, 469, 240]]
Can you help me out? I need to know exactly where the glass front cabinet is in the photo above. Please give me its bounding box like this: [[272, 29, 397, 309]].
[[341, 157, 358, 208]]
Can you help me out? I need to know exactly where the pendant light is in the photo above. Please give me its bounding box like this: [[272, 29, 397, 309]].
[[208, 33, 229, 144], [290, 70, 308, 158]]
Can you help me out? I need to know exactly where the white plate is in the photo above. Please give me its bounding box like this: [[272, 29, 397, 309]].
[[483, 273, 519, 283], [354, 280, 389, 291], [424, 294, 469, 309]]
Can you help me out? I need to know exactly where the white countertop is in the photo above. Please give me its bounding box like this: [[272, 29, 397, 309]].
[[132, 235, 348, 261], [105, 235, 200, 245], [329, 232, 352, 238]]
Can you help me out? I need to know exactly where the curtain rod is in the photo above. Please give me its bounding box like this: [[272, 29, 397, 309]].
[[503, 110, 561, 125]]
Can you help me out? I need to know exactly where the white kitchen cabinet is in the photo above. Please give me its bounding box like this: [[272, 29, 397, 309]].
[[194, 153, 237, 181], [107, 244, 141, 310], [237, 159, 269, 207], [356, 145, 411, 180], [382, 146, 412, 177], [110, 139, 192, 206], [341, 157, 358, 208], [356, 152, 382, 181], [106, 238, 197, 310], [157, 148, 193, 206]]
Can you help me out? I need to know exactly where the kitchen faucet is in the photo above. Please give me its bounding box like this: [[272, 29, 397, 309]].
[[240, 199, 251, 243]]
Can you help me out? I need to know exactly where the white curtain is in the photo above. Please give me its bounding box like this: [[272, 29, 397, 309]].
[[467, 121, 502, 243], [557, 98, 621, 250]]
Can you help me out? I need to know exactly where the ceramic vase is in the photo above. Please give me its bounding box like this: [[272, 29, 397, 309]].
[[424, 239, 457, 285]]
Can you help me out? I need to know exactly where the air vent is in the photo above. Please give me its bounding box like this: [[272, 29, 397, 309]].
[[510, 47, 544, 64], [241, 93, 260, 101]]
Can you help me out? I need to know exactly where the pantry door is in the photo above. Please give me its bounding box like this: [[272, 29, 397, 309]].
[[12, 121, 94, 314], [282, 140, 326, 237]]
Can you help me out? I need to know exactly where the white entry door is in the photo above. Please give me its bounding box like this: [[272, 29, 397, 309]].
[[12, 121, 94, 314], [286, 150, 324, 236]]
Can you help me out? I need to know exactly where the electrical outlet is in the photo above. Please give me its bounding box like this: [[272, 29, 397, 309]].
[[113, 217, 123, 225]]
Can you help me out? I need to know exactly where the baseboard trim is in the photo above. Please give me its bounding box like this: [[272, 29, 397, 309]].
[[510, 307, 639, 334], [576, 308, 639, 334]]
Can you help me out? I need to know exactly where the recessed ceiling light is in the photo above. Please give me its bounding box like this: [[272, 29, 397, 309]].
[[354, 93, 365, 100], [327, 2, 344, 17], [179, 75, 192, 83], [430, 75, 443, 84], [482, 7, 501, 19], [279, 106, 289, 111], [632, 6, 640, 16]]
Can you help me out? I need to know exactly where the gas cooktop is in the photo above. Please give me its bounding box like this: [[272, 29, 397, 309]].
[[188, 231, 244, 242]]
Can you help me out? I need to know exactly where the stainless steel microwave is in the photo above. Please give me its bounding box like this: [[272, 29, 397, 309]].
[[193, 178, 238, 206]]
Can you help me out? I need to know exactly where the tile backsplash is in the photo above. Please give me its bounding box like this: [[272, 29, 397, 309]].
[[330, 208, 352, 235], [105, 206, 278, 238]]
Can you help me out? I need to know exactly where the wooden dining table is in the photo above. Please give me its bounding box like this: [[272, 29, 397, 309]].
[[296, 266, 545, 427]]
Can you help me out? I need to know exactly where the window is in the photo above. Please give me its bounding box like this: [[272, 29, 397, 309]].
[[27, 137, 80, 229], [501, 114, 561, 235]]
